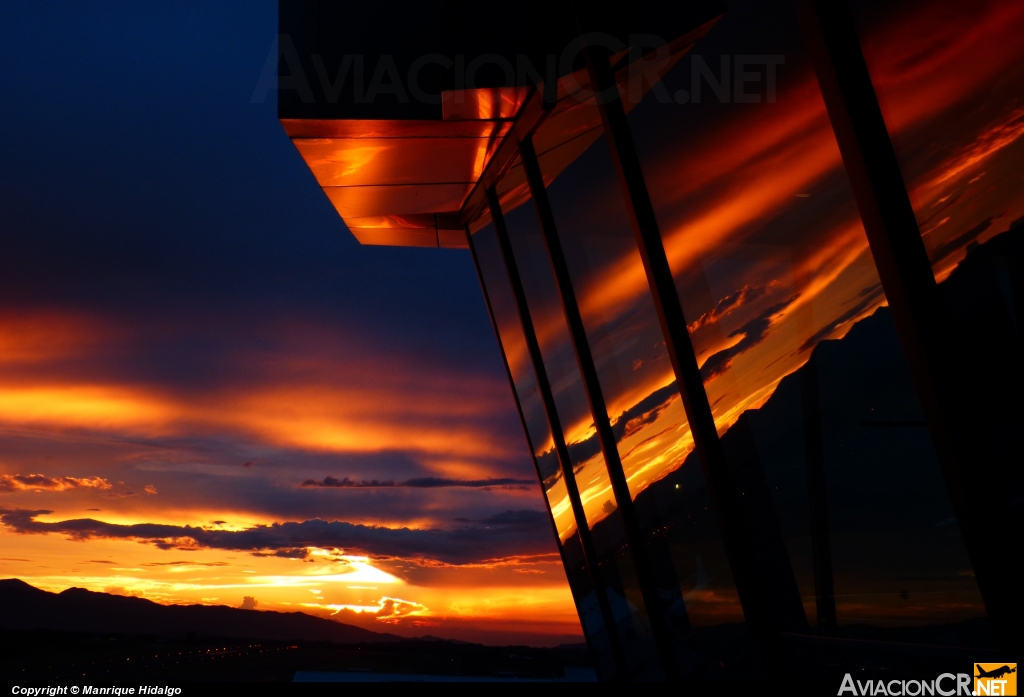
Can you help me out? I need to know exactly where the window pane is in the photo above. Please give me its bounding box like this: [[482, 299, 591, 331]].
[[534, 111, 751, 675], [472, 221, 620, 678], [849, 5, 1023, 648], [624, 0, 994, 669], [850, 0, 1024, 282], [498, 195, 665, 679], [470, 223, 573, 540]]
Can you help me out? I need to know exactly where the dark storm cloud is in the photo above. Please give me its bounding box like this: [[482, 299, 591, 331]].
[[611, 383, 679, 442], [300, 476, 534, 488], [541, 382, 681, 471], [687, 284, 770, 333], [0, 508, 552, 566], [699, 297, 798, 381]]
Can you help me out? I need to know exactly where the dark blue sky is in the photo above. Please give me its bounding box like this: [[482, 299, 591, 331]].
[[0, 0, 500, 370]]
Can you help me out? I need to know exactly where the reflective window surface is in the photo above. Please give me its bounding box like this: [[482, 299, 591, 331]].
[[461, 0, 1019, 681], [622, 0, 1000, 661], [471, 222, 619, 679], [537, 124, 750, 671], [850, 0, 1024, 282], [850, 5, 1024, 623], [496, 195, 666, 680], [271, 0, 1023, 680], [471, 223, 574, 540]]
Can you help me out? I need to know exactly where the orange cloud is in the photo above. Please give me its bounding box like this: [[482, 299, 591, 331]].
[[0, 474, 112, 493], [304, 595, 428, 624], [0, 334, 521, 473], [0, 508, 554, 567], [0, 385, 178, 434], [687, 284, 774, 333]]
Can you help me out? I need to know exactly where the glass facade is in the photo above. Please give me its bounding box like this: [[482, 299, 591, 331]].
[[624, 0, 992, 659], [850, 0, 1024, 282], [471, 221, 621, 679], [283, 0, 1022, 681], [848, 4, 1024, 648], [534, 126, 752, 673], [464, 3, 1018, 679], [498, 155, 670, 681]]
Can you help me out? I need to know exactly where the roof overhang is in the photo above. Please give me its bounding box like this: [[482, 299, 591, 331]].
[[278, 1, 723, 248]]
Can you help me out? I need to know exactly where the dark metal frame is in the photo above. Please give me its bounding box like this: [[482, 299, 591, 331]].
[[463, 224, 599, 660], [800, 353, 837, 635], [794, 0, 1020, 656], [518, 135, 681, 680], [580, 45, 783, 664], [484, 187, 630, 677]]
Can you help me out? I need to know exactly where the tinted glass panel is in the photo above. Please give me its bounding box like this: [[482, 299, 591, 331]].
[[498, 196, 664, 679], [471, 223, 573, 540], [535, 115, 750, 675], [850, 0, 1024, 282], [849, 5, 1024, 642], [624, 0, 995, 674], [471, 222, 619, 679]]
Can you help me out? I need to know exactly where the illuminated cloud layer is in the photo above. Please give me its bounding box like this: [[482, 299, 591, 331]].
[[0, 474, 112, 493], [0, 508, 552, 567]]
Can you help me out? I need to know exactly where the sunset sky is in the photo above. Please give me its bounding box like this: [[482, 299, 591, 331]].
[[2, 0, 1023, 646], [0, 0, 578, 646]]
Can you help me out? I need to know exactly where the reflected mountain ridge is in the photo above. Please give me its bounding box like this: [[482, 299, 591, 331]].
[[579, 222, 1023, 637]]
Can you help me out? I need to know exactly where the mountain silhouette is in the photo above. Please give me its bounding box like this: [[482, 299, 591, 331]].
[[0, 578, 396, 643]]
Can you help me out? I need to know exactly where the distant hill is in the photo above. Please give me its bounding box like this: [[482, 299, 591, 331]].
[[0, 578, 396, 643]]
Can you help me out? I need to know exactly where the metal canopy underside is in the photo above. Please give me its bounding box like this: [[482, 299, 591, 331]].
[[279, 6, 720, 248]]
